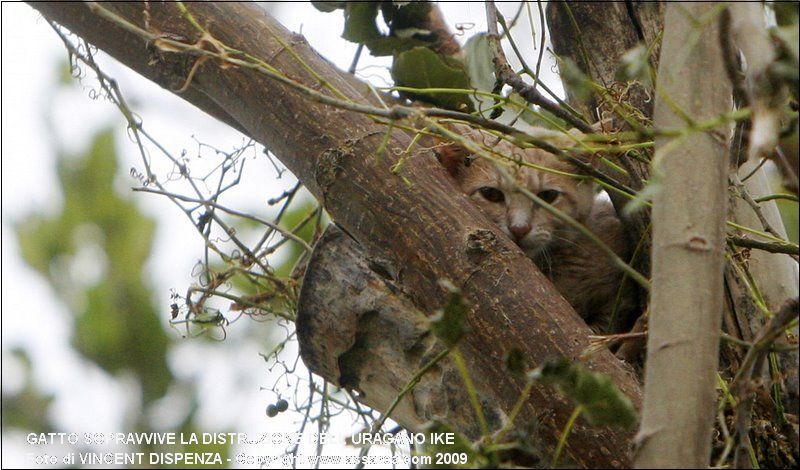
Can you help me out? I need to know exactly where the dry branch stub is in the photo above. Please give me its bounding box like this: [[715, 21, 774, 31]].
[[296, 225, 504, 441]]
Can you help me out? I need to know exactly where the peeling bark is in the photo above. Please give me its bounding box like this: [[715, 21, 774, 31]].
[[297, 226, 505, 441]]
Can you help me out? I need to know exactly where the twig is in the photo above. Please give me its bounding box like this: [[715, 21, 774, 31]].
[[348, 44, 364, 75], [728, 235, 800, 257], [496, 10, 583, 120], [133, 187, 313, 252], [732, 175, 783, 239], [754, 193, 798, 203], [731, 297, 800, 468], [484, 2, 592, 133]]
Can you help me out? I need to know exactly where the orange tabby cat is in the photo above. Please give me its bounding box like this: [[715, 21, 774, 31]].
[[435, 126, 637, 333]]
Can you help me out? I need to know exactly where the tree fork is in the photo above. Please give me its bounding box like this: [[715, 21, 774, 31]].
[[29, 2, 641, 467]]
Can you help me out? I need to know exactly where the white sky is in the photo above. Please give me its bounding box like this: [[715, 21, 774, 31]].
[[1, 2, 560, 467]]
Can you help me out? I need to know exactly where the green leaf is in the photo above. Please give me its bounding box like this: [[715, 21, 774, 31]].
[[342, 2, 428, 56], [529, 358, 637, 428], [343, 2, 382, 44], [333, 1, 439, 56], [366, 36, 428, 57], [311, 1, 345, 13], [391, 47, 473, 111], [463, 33, 496, 93], [428, 280, 468, 348], [616, 43, 653, 87], [463, 33, 498, 112]]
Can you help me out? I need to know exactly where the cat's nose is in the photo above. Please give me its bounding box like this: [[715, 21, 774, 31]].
[[509, 223, 532, 242]]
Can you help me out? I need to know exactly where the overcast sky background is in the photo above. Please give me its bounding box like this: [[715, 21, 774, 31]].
[[1, 2, 562, 467]]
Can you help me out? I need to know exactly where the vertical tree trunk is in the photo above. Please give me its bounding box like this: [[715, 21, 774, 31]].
[[635, 3, 731, 467]]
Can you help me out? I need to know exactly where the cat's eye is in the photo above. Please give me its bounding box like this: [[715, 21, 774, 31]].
[[537, 189, 561, 204], [478, 187, 505, 203]]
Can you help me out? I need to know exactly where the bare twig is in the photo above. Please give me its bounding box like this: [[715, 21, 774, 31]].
[[133, 187, 313, 252], [484, 2, 592, 133], [731, 175, 784, 239], [728, 235, 800, 257]]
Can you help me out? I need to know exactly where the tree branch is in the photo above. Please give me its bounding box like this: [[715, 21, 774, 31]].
[[484, 1, 593, 133], [728, 235, 800, 257]]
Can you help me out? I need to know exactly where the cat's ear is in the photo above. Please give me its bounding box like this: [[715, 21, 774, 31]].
[[434, 143, 470, 177]]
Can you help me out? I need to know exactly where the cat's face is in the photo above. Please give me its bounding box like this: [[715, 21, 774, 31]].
[[437, 134, 594, 258]]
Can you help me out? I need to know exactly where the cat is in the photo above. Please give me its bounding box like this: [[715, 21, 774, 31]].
[[435, 125, 638, 333]]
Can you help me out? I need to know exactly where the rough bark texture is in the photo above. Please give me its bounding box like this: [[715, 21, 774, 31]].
[[29, 2, 642, 467], [546, 1, 663, 123], [635, 3, 731, 467], [297, 226, 504, 440]]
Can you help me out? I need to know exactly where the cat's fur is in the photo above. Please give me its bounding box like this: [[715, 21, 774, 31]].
[[435, 127, 637, 333]]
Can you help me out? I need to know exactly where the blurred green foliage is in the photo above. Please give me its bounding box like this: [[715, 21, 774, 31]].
[[1, 349, 55, 433], [9, 123, 233, 464], [15, 128, 172, 404]]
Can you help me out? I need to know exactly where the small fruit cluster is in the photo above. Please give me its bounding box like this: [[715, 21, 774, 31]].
[[266, 398, 289, 417]]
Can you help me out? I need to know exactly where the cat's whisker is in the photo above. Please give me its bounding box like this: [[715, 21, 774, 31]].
[[552, 234, 591, 256], [536, 246, 553, 277]]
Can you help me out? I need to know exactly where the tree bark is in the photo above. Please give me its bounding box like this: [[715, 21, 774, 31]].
[[29, 2, 642, 467], [635, 3, 731, 467], [296, 225, 506, 440]]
